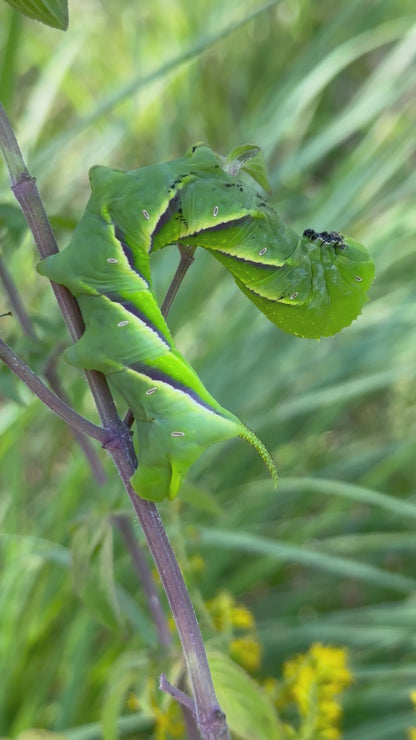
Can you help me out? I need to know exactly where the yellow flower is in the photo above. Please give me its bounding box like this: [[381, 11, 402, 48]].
[[206, 590, 255, 632], [230, 636, 262, 673], [230, 604, 255, 630], [126, 691, 141, 711], [142, 677, 185, 740], [283, 643, 352, 739], [188, 554, 206, 573], [154, 701, 184, 740]]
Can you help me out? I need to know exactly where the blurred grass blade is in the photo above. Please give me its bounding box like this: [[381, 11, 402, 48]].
[[18, 31, 87, 150], [279, 477, 416, 521], [198, 529, 416, 593], [2, 0, 68, 29]]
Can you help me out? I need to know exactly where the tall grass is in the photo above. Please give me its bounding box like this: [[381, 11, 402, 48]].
[[1, 0, 416, 737]]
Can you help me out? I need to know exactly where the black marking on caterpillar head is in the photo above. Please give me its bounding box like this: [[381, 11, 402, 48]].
[[303, 228, 347, 250], [303, 228, 318, 240]]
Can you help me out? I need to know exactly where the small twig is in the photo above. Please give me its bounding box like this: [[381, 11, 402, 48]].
[[159, 673, 195, 713], [161, 245, 196, 317], [43, 345, 107, 483], [123, 407, 134, 429], [112, 513, 171, 649], [0, 338, 112, 444]]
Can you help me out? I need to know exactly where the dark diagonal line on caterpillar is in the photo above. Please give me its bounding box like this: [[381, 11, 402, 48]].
[[128, 363, 219, 414], [105, 293, 171, 347]]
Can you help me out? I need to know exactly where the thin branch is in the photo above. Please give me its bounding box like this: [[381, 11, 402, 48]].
[[124, 483, 230, 740], [0, 338, 111, 444], [161, 245, 196, 317], [159, 674, 195, 713]]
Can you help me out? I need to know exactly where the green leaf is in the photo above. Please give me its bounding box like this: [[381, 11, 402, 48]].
[[208, 651, 285, 740], [2, 0, 69, 30]]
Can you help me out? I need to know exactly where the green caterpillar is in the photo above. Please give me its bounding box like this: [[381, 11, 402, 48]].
[[37, 144, 374, 502]]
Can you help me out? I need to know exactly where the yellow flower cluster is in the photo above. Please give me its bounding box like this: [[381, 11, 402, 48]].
[[206, 590, 261, 672], [282, 643, 353, 740], [153, 701, 184, 740], [408, 690, 416, 739], [206, 590, 255, 631], [127, 679, 184, 740]]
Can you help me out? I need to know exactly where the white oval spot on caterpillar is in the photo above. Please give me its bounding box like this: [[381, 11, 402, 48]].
[[107, 258, 119, 264], [213, 206, 219, 217], [290, 292, 298, 300], [258, 247, 267, 256], [355, 276, 363, 282], [117, 320, 129, 327], [171, 431, 185, 437], [142, 209, 150, 220], [146, 387, 158, 395]]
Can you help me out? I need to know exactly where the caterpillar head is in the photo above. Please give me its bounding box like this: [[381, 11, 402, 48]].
[[236, 230, 375, 339]]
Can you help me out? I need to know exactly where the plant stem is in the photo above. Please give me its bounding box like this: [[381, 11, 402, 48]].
[[124, 485, 229, 740], [0, 338, 111, 444], [0, 100, 231, 739], [161, 245, 196, 317]]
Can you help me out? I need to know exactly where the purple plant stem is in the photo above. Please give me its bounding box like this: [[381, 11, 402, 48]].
[[124, 484, 229, 740], [0, 338, 110, 444]]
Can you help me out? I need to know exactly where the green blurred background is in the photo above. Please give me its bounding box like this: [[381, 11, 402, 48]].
[[1, 0, 416, 737]]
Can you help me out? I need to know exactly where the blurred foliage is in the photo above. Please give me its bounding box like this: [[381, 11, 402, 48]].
[[1, 0, 68, 30], [1, 0, 416, 737]]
